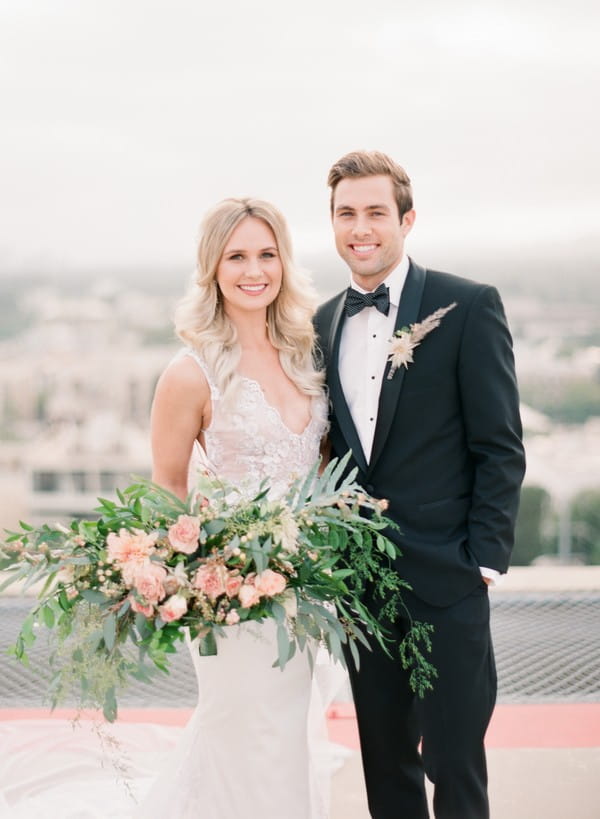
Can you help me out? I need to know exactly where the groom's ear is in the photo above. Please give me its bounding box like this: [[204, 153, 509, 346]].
[[400, 209, 416, 236]]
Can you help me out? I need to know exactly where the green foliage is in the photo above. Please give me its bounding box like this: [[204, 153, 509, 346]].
[[398, 620, 437, 698], [571, 489, 600, 565], [512, 485, 556, 565], [520, 377, 600, 424]]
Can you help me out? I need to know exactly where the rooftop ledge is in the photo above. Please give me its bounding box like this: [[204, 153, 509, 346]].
[[494, 565, 600, 593]]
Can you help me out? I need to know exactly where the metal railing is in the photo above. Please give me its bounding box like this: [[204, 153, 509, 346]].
[[1, 593, 599, 708]]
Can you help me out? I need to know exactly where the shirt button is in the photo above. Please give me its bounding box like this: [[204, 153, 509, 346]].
[[371, 376, 375, 380], [372, 334, 377, 338]]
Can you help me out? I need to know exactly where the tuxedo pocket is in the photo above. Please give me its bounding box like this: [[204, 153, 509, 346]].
[[418, 494, 470, 512]]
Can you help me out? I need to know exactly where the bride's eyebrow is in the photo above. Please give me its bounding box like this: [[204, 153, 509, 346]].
[[225, 246, 278, 254]]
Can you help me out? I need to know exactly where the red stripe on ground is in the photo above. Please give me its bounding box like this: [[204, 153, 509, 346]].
[[486, 703, 600, 749], [326, 702, 600, 750], [1, 703, 599, 749]]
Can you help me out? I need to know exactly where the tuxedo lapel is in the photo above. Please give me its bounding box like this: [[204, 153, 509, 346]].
[[367, 261, 427, 475], [325, 294, 369, 474]]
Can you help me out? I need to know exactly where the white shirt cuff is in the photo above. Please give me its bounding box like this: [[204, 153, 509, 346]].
[[479, 566, 504, 586]]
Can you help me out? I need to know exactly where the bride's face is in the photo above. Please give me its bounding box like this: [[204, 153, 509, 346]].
[[216, 217, 283, 317]]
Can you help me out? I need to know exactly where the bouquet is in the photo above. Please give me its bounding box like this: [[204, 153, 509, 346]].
[[1, 454, 436, 721]]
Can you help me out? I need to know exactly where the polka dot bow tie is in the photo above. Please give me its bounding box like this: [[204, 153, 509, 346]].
[[344, 283, 390, 317]]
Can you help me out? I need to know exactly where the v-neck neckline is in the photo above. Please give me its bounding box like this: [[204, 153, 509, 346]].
[[240, 376, 314, 438]]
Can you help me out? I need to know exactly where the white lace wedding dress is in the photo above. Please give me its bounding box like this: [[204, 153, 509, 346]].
[[133, 349, 330, 819], [0, 348, 341, 819]]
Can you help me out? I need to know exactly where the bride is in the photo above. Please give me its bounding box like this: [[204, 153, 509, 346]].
[[135, 198, 330, 818]]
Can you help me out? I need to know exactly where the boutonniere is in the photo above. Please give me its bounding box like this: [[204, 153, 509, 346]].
[[387, 302, 457, 379]]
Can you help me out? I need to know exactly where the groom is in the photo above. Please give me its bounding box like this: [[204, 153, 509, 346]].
[[315, 150, 525, 819]]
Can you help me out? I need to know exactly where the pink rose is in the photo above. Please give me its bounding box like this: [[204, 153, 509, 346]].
[[107, 528, 157, 566], [130, 596, 154, 618], [167, 515, 200, 554], [225, 609, 240, 625], [193, 563, 227, 602], [238, 580, 262, 609], [121, 560, 142, 586], [159, 593, 188, 623], [133, 562, 167, 604], [254, 569, 287, 597], [224, 573, 243, 598]]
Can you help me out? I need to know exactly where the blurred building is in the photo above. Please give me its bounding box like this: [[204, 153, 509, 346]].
[[0, 279, 178, 532], [24, 412, 152, 526]]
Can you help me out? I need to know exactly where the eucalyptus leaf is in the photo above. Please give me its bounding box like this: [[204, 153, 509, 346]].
[[198, 631, 218, 656], [276, 624, 292, 669], [41, 605, 55, 629], [103, 687, 118, 722], [80, 589, 110, 605], [204, 519, 227, 536], [271, 601, 286, 624], [103, 613, 117, 651]]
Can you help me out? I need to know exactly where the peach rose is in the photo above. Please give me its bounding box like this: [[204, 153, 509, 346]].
[[254, 569, 287, 597], [106, 528, 157, 566], [133, 562, 167, 604], [238, 580, 262, 609], [167, 515, 201, 554], [129, 596, 154, 618], [225, 609, 240, 625], [224, 573, 243, 598], [159, 593, 188, 623], [193, 563, 227, 601]]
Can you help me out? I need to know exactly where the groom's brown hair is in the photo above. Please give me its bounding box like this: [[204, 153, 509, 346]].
[[327, 150, 413, 221]]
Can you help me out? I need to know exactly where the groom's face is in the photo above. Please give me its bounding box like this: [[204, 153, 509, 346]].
[[331, 174, 415, 291]]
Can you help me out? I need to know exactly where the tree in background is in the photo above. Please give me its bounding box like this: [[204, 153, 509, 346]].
[[571, 489, 600, 565], [519, 373, 600, 424], [512, 485, 556, 565]]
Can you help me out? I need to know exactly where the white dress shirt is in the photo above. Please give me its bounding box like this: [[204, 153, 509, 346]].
[[339, 257, 409, 463], [338, 256, 501, 586]]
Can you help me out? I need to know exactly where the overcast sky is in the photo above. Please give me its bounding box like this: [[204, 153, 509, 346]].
[[1, 0, 598, 279]]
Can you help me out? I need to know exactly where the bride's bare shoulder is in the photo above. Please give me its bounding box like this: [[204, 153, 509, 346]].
[[156, 353, 210, 401]]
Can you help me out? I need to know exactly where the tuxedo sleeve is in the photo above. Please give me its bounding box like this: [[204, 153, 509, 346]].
[[458, 285, 526, 573]]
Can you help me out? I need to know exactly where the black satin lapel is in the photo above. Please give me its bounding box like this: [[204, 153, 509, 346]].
[[368, 261, 427, 474], [327, 296, 369, 474]]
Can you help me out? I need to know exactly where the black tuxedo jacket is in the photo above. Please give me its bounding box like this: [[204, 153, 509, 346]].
[[314, 260, 526, 607]]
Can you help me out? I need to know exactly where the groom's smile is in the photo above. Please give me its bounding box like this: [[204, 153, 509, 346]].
[[350, 243, 379, 256]]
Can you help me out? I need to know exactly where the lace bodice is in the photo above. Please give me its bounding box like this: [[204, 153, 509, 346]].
[[179, 348, 328, 499]]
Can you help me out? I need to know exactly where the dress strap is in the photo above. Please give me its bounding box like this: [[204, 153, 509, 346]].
[[176, 347, 221, 400]]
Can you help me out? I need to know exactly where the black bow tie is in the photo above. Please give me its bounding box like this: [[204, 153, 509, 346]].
[[344, 283, 390, 317]]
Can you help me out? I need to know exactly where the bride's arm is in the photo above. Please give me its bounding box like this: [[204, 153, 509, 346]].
[[150, 357, 210, 501]]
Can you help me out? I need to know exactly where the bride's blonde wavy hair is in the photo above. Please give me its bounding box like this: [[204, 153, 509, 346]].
[[175, 198, 324, 402]]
